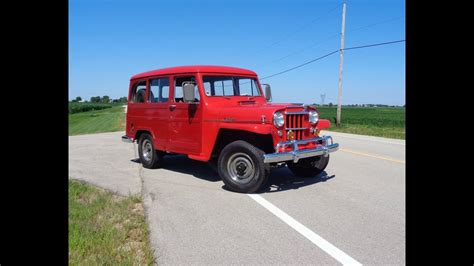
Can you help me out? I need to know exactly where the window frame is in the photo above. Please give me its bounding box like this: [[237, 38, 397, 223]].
[[201, 74, 263, 97], [129, 79, 148, 104], [172, 74, 201, 104], [148, 76, 171, 104]]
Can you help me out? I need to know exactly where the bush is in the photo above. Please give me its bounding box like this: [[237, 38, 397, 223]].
[[69, 102, 113, 114]]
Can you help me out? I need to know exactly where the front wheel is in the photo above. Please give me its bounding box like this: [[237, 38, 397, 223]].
[[217, 141, 270, 193], [287, 155, 329, 177]]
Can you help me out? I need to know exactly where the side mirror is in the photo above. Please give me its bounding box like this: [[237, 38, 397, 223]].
[[183, 82, 196, 103], [262, 84, 272, 102]]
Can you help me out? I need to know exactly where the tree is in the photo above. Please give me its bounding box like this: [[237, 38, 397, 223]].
[[101, 96, 110, 103], [119, 97, 128, 103], [328, 102, 333, 107], [90, 96, 101, 103], [75, 96, 82, 102]]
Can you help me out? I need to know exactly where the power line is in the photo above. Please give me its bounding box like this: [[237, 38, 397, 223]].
[[346, 16, 405, 33], [255, 4, 340, 53], [265, 16, 404, 65], [260, 39, 405, 80], [270, 33, 340, 63], [343, 39, 405, 50], [260, 50, 339, 80]]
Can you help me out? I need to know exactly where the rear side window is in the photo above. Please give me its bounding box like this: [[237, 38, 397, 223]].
[[149, 78, 170, 103], [131, 80, 147, 103]]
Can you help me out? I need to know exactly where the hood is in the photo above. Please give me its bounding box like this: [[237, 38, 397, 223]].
[[217, 101, 311, 123]]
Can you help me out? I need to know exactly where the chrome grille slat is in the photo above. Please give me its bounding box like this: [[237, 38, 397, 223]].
[[285, 113, 307, 140]]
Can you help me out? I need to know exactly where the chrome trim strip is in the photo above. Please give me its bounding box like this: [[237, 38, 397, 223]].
[[203, 119, 269, 124], [286, 127, 306, 130], [121, 135, 134, 143], [285, 111, 309, 115], [263, 135, 339, 163]]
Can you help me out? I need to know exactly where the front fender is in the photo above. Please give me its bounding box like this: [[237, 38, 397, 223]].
[[317, 119, 331, 129], [219, 123, 273, 135]]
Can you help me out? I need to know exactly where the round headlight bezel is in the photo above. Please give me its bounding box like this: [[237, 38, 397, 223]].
[[273, 112, 285, 128], [309, 110, 319, 125]]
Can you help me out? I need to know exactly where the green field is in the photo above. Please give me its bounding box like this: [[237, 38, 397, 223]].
[[317, 107, 405, 139], [69, 180, 154, 265], [69, 102, 114, 114], [69, 105, 125, 136]]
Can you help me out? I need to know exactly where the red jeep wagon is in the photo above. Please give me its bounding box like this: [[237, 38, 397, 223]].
[[122, 65, 339, 193]]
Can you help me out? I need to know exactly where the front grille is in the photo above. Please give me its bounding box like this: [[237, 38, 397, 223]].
[[286, 113, 306, 140]]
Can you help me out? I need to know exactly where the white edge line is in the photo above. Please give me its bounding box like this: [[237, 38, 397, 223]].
[[248, 194, 362, 266], [321, 131, 405, 146]]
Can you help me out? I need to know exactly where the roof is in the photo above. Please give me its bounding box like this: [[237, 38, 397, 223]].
[[131, 65, 257, 80]]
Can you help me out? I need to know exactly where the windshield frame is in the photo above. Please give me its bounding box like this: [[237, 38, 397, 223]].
[[201, 74, 263, 98]]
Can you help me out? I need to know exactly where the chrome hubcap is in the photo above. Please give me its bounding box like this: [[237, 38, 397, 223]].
[[227, 152, 255, 184], [141, 139, 153, 162]]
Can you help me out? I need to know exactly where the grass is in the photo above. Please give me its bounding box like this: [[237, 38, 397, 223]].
[[69, 105, 125, 136], [316, 106, 405, 139], [69, 180, 155, 265]]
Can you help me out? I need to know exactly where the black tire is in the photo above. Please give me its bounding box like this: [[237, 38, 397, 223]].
[[287, 155, 329, 177], [138, 133, 163, 169], [217, 140, 270, 193]]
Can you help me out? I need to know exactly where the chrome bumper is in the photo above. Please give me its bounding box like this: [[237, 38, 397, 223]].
[[263, 135, 339, 164], [121, 135, 134, 143]]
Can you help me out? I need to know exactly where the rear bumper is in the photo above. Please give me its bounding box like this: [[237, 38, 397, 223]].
[[263, 135, 339, 164], [121, 135, 134, 143]]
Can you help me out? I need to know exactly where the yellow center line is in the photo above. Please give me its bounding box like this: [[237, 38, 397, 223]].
[[339, 148, 405, 164]]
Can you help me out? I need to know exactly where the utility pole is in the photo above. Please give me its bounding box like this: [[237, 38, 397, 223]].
[[336, 1, 346, 126]]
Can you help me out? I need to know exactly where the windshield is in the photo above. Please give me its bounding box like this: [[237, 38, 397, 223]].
[[202, 76, 262, 97]]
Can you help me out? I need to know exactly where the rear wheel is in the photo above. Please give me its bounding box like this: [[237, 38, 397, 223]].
[[287, 155, 329, 177], [218, 141, 270, 193], [138, 133, 163, 169]]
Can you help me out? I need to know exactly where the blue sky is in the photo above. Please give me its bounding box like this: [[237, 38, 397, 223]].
[[69, 0, 405, 105]]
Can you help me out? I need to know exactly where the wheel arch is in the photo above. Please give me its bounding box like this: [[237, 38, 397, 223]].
[[211, 129, 274, 159], [134, 128, 156, 143]]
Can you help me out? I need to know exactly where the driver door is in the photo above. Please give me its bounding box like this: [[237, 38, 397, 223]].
[[167, 75, 202, 155]]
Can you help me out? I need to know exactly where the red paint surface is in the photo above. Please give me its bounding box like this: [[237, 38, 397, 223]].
[[125, 66, 331, 161]]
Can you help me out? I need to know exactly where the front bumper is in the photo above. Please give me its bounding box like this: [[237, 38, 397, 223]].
[[263, 135, 339, 164]]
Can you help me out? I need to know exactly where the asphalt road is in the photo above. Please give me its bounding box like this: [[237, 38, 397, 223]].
[[69, 130, 405, 265]]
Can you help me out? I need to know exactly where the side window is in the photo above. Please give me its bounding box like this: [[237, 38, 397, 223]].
[[149, 78, 170, 103], [202, 76, 234, 96], [131, 80, 147, 103], [174, 76, 200, 103], [203, 81, 212, 96]]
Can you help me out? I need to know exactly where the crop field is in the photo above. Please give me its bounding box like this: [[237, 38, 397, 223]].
[[68, 102, 116, 114], [316, 106, 405, 139], [69, 105, 125, 136]]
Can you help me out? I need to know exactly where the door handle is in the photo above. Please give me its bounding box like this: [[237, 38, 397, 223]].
[[169, 104, 176, 111]]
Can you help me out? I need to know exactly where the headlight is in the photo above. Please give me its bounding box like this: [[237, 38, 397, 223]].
[[309, 110, 319, 124], [273, 112, 284, 128]]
